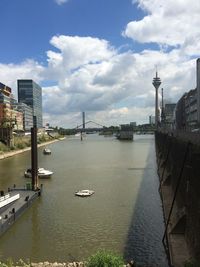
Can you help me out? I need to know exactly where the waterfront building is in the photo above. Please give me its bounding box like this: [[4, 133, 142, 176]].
[[11, 109, 24, 131], [175, 94, 186, 130], [17, 79, 43, 128], [197, 58, 200, 124], [0, 82, 14, 127], [175, 59, 200, 131], [0, 82, 11, 105], [184, 89, 197, 130], [149, 115, 155, 125], [13, 103, 33, 131], [175, 89, 197, 130], [164, 103, 176, 130]]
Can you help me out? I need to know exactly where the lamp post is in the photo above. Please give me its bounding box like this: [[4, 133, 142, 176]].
[[152, 71, 162, 129]]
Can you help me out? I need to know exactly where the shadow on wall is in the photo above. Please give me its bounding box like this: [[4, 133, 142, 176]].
[[123, 137, 169, 267]]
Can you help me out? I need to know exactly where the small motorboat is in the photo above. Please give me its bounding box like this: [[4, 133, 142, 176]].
[[24, 168, 53, 179], [43, 148, 51, 155], [75, 189, 94, 197]]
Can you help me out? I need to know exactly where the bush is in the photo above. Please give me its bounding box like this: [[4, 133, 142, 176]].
[[0, 259, 30, 267], [185, 260, 200, 267], [86, 250, 124, 267], [0, 142, 10, 152]]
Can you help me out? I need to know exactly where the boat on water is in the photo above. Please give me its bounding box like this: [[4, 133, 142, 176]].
[[43, 148, 51, 155], [0, 193, 20, 209], [75, 189, 94, 197], [24, 168, 53, 179], [116, 124, 133, 140]]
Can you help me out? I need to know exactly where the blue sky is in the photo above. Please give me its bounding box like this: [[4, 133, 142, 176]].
[[0, 0, 199, 127], [0, 0, 144, 63]]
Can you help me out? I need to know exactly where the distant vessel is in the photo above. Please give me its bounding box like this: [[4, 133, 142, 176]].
[[24, 168, 53, 179], [116, 124, 133, 140], [75, 189, 94, 197], [43, 148, 51, 155]]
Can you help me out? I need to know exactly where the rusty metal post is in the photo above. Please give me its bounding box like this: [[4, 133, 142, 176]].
[[31, 116, 38, 191]]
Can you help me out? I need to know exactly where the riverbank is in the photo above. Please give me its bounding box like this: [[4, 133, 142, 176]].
[[0, 137, 65, 160], [8, 261, 134, 267]]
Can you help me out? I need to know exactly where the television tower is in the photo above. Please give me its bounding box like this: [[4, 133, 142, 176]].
[[152, 70, 161, 128]]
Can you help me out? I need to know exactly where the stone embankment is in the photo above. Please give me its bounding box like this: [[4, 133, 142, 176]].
[[155, 131, 200, 267], [30, 262, 85, 267], [15, 262, 134, 267], [0, 138, 65, 160]]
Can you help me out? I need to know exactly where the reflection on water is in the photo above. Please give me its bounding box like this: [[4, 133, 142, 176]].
[[0, 134, 168, 266]]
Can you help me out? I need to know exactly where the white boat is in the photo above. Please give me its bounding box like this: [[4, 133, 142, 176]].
[[0, 193, 20, 209], [24, 168, 53, 179], [75, 189, 94, 197], [43, 148, 51, 155]]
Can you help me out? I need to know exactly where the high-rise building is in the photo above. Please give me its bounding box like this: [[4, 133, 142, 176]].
[[17, 79, 43, 128]]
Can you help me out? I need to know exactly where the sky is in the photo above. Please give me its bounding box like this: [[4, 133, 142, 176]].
[[0, 0, 200, 128]]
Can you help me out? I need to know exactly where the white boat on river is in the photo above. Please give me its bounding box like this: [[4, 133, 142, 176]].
[[75, 189, 94, 197], [24, 168, 53, 179], [43, 148, 51, 155]]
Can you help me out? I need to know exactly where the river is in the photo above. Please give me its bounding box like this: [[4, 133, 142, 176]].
[[0, 134, 168, 266]]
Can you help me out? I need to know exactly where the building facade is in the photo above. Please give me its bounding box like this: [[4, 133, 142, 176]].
[[0, 82, 23, 130], [175, 59, 200, 131], [13, 103, 33, 131], [164, 103, 176, 129], [0, 83, 13, 126], [17, 79, 43, 128]]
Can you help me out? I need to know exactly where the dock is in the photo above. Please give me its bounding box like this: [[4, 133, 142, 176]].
[[0, 188, 41, 236]]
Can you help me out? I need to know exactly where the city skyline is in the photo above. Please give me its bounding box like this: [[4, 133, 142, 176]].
[[0, 0, 199, 127]]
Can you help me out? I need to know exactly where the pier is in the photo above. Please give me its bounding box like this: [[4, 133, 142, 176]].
[[0, 187, 41, 236], [0, 116, 42, 237]]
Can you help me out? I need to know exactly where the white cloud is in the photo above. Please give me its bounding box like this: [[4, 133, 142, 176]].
[[1, 0, 200, 127], [0, 33, 197, 127], [0, 59, 44, 98], [124, 0, 200, 50], [54, 0, 69, 5]]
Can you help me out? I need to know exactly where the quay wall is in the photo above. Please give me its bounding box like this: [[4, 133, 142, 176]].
[[155, 131, 200, 264]]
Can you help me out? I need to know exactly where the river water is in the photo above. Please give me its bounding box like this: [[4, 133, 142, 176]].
[[0, 134, 168, 266]]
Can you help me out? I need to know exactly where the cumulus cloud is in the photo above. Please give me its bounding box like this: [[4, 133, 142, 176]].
[[1, 0, 200, 127], [124, 0, 200, 50], [0, 59, 45, 98], [54, 0, 69, 5]]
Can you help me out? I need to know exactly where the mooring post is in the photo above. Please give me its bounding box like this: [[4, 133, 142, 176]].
[[31, 116, 38, 191]]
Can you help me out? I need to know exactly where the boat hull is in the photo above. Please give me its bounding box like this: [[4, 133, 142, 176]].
[[75, 190, 94, 197]]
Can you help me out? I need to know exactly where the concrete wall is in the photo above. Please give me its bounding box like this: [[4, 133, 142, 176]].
[[155, 131, 200, 262]]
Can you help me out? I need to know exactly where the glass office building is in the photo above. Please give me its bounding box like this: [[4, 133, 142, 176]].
[[17, 79, 43, 128]]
